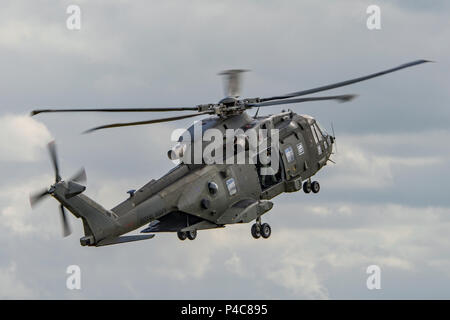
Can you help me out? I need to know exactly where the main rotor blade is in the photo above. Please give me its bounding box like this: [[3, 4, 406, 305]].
[[31, 107, 199, 116], [247, 94, 356, 108], [59, 204, 71, 237], [83, 112, 211, 133], [29, 189, 50, 208], [70, 167, 87, 184], [48, 141, 61, 182], [260, 59, 431, 102]]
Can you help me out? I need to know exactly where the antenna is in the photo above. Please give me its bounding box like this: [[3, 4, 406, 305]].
[[331, 122, 338, 154], [254, 107, 260, 118]]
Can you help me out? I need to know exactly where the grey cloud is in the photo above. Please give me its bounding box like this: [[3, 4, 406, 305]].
[[0, 0, 449, 299]]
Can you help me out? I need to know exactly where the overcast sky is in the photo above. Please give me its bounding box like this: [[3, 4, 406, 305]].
[[0, 0, 449, 299]]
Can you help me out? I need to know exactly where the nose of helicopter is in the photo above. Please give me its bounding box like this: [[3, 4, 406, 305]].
[[330, 135, 335, 144]]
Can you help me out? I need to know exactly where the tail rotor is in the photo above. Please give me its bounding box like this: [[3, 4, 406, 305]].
[[70, 167, 87, 184], [29, 141, 87, 237], [59, 203, 71, 237]]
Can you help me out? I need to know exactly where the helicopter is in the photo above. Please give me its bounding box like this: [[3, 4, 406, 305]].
[[29, 59, 429, 246]]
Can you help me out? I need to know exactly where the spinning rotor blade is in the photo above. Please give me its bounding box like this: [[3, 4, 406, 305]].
[[218, 69, 249, 98], [30, 141, 78, 238], [83, 111, 211, 133], [29, 189, 50, 208], [260, 59, 431, 102], [59, 204, 71, 237], [247, 94, 356, 108], [30, 106, 198, 116], [70, 167, 87, 184], [48, 141, 61, 182]]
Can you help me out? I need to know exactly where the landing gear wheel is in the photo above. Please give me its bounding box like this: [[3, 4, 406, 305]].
[[177, 231, 187, 241], [311, 181, 320, 193], [187, 230, 197, 240], [251, 223, 261, 239], [261, 223, 271, 239], [303, 181, 312, 193]]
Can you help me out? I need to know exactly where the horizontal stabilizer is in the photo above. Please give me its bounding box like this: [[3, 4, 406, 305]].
[[96, 234, 155, 247]]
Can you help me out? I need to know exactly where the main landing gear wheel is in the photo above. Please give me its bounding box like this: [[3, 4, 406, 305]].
[[261, 223, 271, 239], [303, 181, 312, 193], [251, 221, 272, 239], [177, 231, 187, 240], [311, 181, 320, 193], [187, 230, 197, 240], [251, 223, 261, 239]]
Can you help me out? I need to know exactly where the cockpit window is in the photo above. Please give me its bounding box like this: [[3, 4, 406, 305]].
[[316, 122, 328, 137], [313, 124, 324, 141], [311, 124, 322, 143], [311, 125, 318, 144]]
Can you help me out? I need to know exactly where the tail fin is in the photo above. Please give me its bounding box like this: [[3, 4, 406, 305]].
[[29, 141, 121, 245], [53, 184, 119, 246]]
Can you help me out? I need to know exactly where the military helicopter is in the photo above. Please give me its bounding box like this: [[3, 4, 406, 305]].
[[29, 60, 429, 246]]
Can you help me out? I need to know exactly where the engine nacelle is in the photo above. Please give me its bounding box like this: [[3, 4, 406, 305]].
[[167, 142, 187, 161]]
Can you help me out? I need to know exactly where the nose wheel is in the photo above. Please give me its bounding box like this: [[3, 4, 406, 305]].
[[251, 217, 271, 239], [303, 180, 320, 194]]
